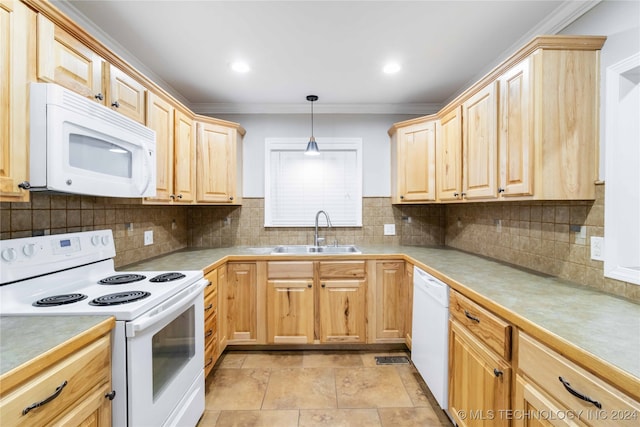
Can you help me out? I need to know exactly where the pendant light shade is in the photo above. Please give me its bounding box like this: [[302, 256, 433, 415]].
[[305, 95, 320, 155]]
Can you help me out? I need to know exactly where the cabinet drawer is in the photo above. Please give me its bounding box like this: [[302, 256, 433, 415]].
[[204, 288, 217, 319], [268, 261, 313, 279], [0, 335, 110, 427], [205, 312, 217, 345], [204, 340, 216, 377], [319, 261, 366, 278], [449, 290, 512, 359], [518, 332, 640, 426], [205, 278, 217, 298]]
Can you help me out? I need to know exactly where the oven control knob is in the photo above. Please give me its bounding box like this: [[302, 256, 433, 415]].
[[91, 235, 101, 246], [22, 243, 37, 258], [101, 235, 110, 246], [1, 248, 17, 262]]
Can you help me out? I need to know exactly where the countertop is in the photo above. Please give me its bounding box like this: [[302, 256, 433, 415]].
[[122, 245, 640, 396], [0, 315, 114, 384]]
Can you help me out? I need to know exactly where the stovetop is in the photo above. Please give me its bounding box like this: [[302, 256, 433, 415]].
[[0, 230, 203, 321]]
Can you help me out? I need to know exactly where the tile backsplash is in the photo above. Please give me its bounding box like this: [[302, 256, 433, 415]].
[[1, 194, 188, 267], [187, 197, 445, 248], [2, 186, 637, 302]]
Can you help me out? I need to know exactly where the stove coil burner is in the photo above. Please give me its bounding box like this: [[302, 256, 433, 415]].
[[89, 291, 151, 306], [150, 272, 186, 282], [33, 294, 88, 307], [98, 274, 147, 285]]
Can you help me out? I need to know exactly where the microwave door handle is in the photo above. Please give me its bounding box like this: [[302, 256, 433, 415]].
[[125, 279, 207, 337], [138, 141, 153, 195]]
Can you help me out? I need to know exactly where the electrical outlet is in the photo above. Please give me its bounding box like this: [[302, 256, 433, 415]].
[[494, 219, 502, 233], [590, 236, 604, 261], [384, 224, 396, 236], [144, 230, 153, 246]]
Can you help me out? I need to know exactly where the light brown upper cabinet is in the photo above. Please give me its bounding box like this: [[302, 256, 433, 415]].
[[107, 64, 146, 124], [389, 118, 437, 203], [196, 119, 244, 204], [436, 106, 463, 202], [0, 0, 35, 202], [144, 97, 195, 203], [37, 14, 105, 102]]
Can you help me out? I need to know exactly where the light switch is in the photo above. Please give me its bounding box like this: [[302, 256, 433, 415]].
[[144, 230, 153, 246], [384, 224, 396, 236]]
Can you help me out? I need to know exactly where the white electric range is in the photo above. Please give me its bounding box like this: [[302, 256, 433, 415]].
[[0, 230, 207, 427]]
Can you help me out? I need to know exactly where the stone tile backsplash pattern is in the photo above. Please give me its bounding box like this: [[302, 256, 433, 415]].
[[2, 186, 637, 302], [1, 194, 188, 268], [187, 198, 445, 248]]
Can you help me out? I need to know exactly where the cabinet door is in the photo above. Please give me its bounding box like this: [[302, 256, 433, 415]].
[[437, 107, 463, 201], [319, 279, 366, 343], [449, 320, 511, 427], [514, 375, 585, 427], [499, 58, 534, 197], [404, 262, 414, 347], [462, 81, 499, 200], [226, 263, 257, 343], [375, 261, 405, 340], [398, 121, 436, 202], [108, 64, 146, 124], [145, 92, 174, 202], [196, 122, 235, 203], [0, 1, 34, 202], [267, 279, 314, 344], [37, 14, 104, 101], [173, 109, 195, 203]]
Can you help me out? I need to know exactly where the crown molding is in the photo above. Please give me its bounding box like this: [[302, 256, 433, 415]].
[[191, 102, 442, 115]]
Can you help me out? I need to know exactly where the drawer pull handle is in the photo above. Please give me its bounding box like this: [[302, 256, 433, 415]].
[[205, 357, 214, 367], [205, 329, 213, 338], [558, 376, 602, 409], [464, 310, 480, 323], [105, 390, 116, 401], [204, 303, 214, 311], [493, 368, 503, 377], [23, 380, 68, 415]]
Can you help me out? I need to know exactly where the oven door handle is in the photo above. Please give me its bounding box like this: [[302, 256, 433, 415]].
[[125, 279, 207, 337]]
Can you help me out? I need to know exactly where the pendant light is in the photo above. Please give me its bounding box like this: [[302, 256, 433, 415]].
[[305, 95, 320, 155]]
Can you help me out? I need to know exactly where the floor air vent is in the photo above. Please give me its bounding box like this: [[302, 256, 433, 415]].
[[374, 356, 410, 365]]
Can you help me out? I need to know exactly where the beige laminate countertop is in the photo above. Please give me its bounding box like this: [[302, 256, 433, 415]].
[[122, 245, 640, 397], [0, 315, 114, 390]]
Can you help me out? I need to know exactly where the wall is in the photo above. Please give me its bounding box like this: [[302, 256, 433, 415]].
[[188, 197, 444, 248], [214, 113, 418, 197], [0, 194, 188, 267]]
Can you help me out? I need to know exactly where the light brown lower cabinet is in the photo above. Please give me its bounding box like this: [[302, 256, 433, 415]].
[[204, 268, 219, 377], [515, 332, 640, 427], [0, 334, 112, 427], [267, 279, 315, 344], [318, 278, 366, 343], [225, 262, 259, 344]]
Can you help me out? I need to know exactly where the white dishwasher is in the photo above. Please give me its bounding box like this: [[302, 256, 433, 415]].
[[411, 265, 450, 412]]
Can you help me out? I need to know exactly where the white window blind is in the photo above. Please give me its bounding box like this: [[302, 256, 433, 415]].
[[265, 138, 362, 227]]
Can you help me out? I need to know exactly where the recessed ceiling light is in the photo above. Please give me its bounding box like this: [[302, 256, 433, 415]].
[[231, 61, 250, 73], [383, 62, 401, 74]]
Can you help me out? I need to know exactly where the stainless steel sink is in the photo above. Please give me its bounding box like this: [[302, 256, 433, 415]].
[[271, 245, 361, 255]]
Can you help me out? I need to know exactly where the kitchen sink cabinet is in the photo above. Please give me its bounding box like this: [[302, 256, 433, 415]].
[[0, 0, 34, 203], [448, 290, 513, 427], [515, 332, 640, 427], [0, 334, 112, 427], [204, 268, 219, 377], [368, 260, 406, 343], [196, 118, 244, 204], [389, 118, 437, 203]]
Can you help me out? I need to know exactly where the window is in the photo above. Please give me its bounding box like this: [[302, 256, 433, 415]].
[[265, 138, 362, 227]]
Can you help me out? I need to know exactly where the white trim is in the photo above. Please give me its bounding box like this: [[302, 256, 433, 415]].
[[603, 52, 640, 285], [191, 103, 442, 115]]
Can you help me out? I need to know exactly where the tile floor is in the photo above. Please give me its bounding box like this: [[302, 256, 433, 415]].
[[197, 350, 453, 427]]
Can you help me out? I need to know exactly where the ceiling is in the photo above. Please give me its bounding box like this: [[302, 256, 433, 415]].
[[53, 1, 598, 114]]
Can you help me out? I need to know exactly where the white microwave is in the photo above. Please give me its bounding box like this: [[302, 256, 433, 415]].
[[24, 83, 156, 198]]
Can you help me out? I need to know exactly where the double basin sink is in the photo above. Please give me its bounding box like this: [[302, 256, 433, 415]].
[[271, 245, 361, 255]]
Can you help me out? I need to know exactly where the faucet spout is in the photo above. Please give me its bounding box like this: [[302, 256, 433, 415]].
[[314, 210, 332, 246]]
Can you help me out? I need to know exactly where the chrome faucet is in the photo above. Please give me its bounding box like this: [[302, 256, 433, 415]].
[[314, 210, 332, 247]]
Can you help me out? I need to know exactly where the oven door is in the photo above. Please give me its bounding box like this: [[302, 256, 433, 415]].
[[125, 279, 206, 427]]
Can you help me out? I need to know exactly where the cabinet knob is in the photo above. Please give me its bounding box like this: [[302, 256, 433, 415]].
[[177, 194, 183, 199], [400, 195, 404, 199], [498, 187, 505, 193], [229, 196, 234, 201], [453, 192, 459, 197], [321, 283, 326, 288], [307, 283, 312, 288], [95, 93, 104, 101], [111, 100, 120, 108], [461, 192, 467, 197], [170, 194, 176, 200], [105, 390, 116, 401], [493, 368, 503, 378]]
